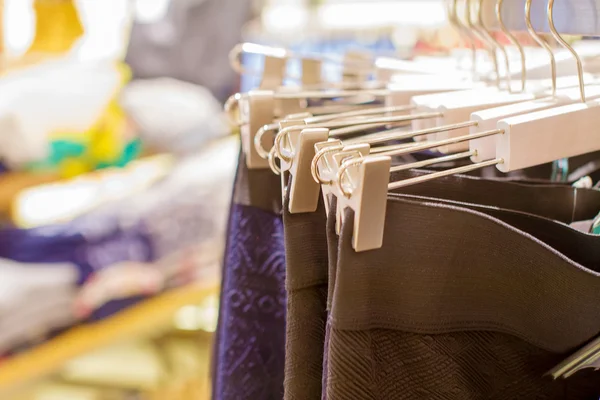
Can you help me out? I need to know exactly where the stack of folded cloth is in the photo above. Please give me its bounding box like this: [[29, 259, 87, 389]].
[[0, 258, 78, 355], [0, 148, 233, 324]]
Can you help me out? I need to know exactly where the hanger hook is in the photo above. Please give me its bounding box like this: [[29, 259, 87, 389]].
[[547, 0, 585, 102], [478, 0, 511, 92], [465, 0, 500, 87], [224, 93, 244, 126], [337, 157, 365, 198], [525, 0, 556, 97], [268, 147, 281, 175], [497, 0, 526, 93], [452, 0, 478, 79], [229, 43, 247, 75], [312, 145, 344, 184], [449, 0, 476, 77]]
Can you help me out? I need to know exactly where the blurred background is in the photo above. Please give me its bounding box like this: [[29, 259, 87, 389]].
[[0, 0, 547, 399]]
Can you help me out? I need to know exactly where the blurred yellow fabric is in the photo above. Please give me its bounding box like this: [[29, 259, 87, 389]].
[[49, 63, 136, 178], [27, 0, 84, 54]]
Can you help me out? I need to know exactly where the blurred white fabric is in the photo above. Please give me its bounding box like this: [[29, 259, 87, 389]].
[[120, 78, 228, 155], [0, 59, 122, 168]]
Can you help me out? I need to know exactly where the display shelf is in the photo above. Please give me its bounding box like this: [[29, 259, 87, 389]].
[[0, 279, 219, 395]]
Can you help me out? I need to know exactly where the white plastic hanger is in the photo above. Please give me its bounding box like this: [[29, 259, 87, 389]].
[[229, 0, 489, 169], [332, 0, 600, 252], [469, 0, 600, 161], [234, 88, 391, 168], [248, 80, 481, 168], [232, 0, 516, 170], [407, 0, 551, 152], [276, 0, 600, 220]]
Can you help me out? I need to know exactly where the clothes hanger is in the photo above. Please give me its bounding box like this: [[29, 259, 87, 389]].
[[271, 0, 517, 165], [236, 0, 585, 171], [407, 0, 560, 153], [313, 1, 596, 165], [331, 0, 600, 252], [339, 0, 600, 166], [470, 0, 600, 163], [223, 43, 386, 130], [231, 38, 477, 167], [237, 0, 531, 168], [476, 0, 510, 90], [253, 104, 417, 158], [409, 0, 600, 151], [230, 0, 485, 154], [233, 87, 391, 168], [497, 0, 526, 93], [274, 0, 590, 214], [249, 79, 482, 167]]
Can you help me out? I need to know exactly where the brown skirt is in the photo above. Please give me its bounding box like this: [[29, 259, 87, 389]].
[[326, 198, 600, 399]]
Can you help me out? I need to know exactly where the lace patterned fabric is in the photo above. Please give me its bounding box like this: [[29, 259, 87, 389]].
[[214, 203, 287, 400]]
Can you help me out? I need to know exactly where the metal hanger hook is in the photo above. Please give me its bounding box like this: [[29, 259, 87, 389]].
[[496, 0, 526, 93], [478, 0, 511, 92], [452, 0, 478, 79], [465, 0, 500, 87], [337, 157, 365, 198], [224, 93, 244, 126], [312, 145, 344, 184], [547, 0, 586, 102], [268, 147, 282, 175], [525, 0, 556, 97]]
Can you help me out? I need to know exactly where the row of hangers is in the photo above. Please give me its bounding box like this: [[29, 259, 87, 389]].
[[225, 0, 600, 252]]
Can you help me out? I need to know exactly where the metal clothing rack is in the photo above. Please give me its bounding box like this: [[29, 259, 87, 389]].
[[497, 0, 600, 36]]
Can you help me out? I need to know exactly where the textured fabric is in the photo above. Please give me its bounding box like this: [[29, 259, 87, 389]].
[[326, 199, 600, 399], [213, 150, 287, 400], [288, 174, 600, 400], [324, 193, 600, 399], [319, 178, 600, 398], [283, 193, 329, 400], [215, 150, 600, 398], [391, 169, 600, 224], [215, 203, 286, 400], [323, 198, 338, 400], [327, 328, 600, 400]]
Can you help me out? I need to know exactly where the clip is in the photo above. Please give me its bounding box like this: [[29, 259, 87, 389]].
[[342, 50, 372, 83], [260, 55, 288, 89], [302, 58, 323, 86], [240, 91, 276, 169], [283, 128, 330, 213], [314, 139, 344, 214], [330, 145, 371, 235], [337, 155, 391, 252], [313, 143, 371, 214]]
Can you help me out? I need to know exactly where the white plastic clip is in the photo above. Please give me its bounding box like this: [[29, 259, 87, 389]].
[[240, 91, 276, 169], [286, 128, 330, 213], [338, 155, 391, 252], [260, 56, 288, 89]]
